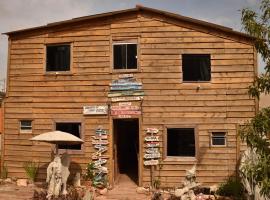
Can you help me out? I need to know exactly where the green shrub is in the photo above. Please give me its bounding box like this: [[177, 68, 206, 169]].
[[23, 161, 39, 182], [217, 177, 245, 200], [84, 162, 95, 181]]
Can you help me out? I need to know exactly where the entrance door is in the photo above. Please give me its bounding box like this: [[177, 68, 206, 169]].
[[113, 118, 139, 184]]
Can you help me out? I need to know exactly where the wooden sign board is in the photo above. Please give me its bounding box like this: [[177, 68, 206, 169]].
[[146, 148, 159, 154], [96, 129, 107, 135], [146, 128, 159, 134], [83, 105, 108, 115], [93, 147, 107, 154], [119, 74, 133, 79], [94, 159, 107, 167], [116, 115, 132, 118], [144, 153, 161, 159], [144, 160, 159, 166], [92, 135, 108, 140], [111, 96, 143, 102], [94, 144, 108, 149], [91, 155, 109, 160], [108, 91, 144, 98], [145, 136, 159, 142], [110, 85, 142, 91], [146, 142, 160, 148], [111, 110, 141, 115], [92, 140, 109, 145], [111, 105, 140, 111]]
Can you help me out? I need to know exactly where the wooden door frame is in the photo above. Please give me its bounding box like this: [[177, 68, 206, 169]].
[[109, 116, 142, 187]]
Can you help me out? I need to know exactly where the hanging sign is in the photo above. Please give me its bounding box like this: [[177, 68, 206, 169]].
[[144, 160, 159, 166], [145, 136, 159, 142], [111, 105, 140, 111], [146, 128, 159, 134], [92, 140, 109, 145], [96, 129, 107, 135], [116, 115, 132, 118], [146, 148, 159, 154], [146, 142, 160, 148], [94, 159, 107, 167], [111, 110, 141, 115], [144, 153, 161, 159], [94, 144, 107, 150], [92, 155, 109, 160], [83, 105, 108, 115], [108, 91, 144, 97], [92, 135, 108, 140], [111, 96, 143, 102]]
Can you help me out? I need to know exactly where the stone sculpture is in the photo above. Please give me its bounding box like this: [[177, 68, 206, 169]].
[[46, 156, 62, 199], [46, 153, 71, 199], [61, 153, 71, 195]]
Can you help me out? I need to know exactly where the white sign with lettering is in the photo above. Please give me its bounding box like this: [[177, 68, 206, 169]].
[[83, 105, 108, 115]]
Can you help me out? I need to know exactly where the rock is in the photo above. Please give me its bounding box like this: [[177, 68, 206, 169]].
[[175, 187, 189, 197], [99, 188, 108, 195], [136, 186, 149, 194], [16, 179, 28, 186], [210, 184, 218, 194], [4, 178, 12, 183]]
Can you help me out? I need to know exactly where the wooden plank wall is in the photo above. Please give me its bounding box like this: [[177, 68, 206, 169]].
[[4, 11, 255, 187]]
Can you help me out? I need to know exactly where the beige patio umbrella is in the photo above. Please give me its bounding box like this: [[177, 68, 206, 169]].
[[30, 131, 84, 154]]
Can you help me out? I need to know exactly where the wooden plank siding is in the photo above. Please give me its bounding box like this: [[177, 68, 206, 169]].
[[3, 10, 256, 187]]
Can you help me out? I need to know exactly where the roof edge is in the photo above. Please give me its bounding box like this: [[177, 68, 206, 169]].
[[3, 5, 254, 41]]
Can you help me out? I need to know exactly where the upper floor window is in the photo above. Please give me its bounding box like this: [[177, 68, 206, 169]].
[[46, 44, 70, 72], [113, 43, 137, 70], [20, 120, 32, 133], [182, 54, 211, 82], [167, 128, 195, 157]]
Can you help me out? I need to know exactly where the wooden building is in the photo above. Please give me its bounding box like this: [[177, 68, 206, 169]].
[[2, 6, 256, 187]]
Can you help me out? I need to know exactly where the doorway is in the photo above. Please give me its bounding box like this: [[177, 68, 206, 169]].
[[113, 118, 139, 184]]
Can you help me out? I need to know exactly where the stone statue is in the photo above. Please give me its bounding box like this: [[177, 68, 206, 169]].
[[46, 156, 62, 199], [46, 153, 71, 199], [61, 153, 71, 195]]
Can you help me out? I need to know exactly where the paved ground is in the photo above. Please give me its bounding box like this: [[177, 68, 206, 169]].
[[96, 174, 150, 200], [0, 175, 150, 200], [0, 183, 34, 200]]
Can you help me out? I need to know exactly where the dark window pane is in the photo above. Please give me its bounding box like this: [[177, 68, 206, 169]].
[[114, 45, 126, 69], [46, 45, 70, 71], [20, 120, 32, 130], [127, 44, 137, 69], [182, 54, 211, 81], [167, 128, 195, 157], [56, 123, 81, 150], [212, 132, 226, 146]]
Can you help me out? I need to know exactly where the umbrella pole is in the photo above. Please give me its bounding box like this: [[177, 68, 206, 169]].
[[55, 144, 59, 155]]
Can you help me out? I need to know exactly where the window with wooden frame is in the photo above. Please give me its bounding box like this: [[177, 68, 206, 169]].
[[182, 54, 211, 82], [113, 42, 137, 70], [20, 120, 32, 133], [211, 132, 227, 147], [166, 127, 196, 157], [46, 44, 71, 72], [55, 122, 82, 150]]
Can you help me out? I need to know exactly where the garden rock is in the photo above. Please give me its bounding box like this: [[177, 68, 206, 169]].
[[136, 186, 149, 194], [17, 179, 28, 186], [4, 178, 12, 183], [99, 188, 108, 195]]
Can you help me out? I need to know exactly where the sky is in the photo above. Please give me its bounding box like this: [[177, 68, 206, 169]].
[[0, 0, 262, 85]]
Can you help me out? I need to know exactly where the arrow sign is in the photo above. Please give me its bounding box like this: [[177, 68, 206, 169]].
[[146, 148, 159, 154], [145, 136, 159, 142], [146, 142, 160, 148], [144, 160, 159, 166], [146, 128, 159, 134], [144, 153, 161, 159], [92, 140, 109, 145]]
